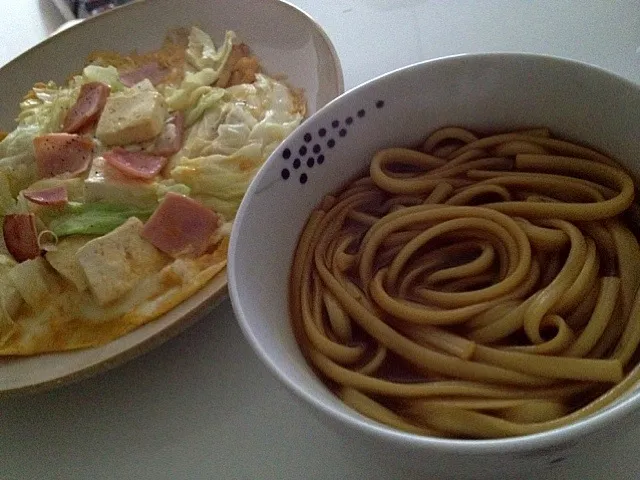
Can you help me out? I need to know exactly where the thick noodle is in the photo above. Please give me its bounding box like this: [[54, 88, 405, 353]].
[[289, 127, 640, 439]]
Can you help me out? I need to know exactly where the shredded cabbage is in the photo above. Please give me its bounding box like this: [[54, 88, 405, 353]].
[[0, 225, 7, 256], [0, 152, 37, 197], [171, 143, 260, 219], [18, 81, 79, 133], [0, 80, 79, 193], [0, 254, 16, 278], [0, 254, 20, 335], [156, 180, 191, 200], [169, 74, 302, 219], [0, 125, 38, 158], [184, 87, 226, 127], [173, 105, 227, 161], [163, 28, 234, 114], [0, 171, 16, 215]]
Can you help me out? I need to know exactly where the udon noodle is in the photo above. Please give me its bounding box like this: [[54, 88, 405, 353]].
[[289, 127, 640, 439]]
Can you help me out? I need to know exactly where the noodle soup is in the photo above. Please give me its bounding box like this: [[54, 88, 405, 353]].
[[289, 127, 640, 439]]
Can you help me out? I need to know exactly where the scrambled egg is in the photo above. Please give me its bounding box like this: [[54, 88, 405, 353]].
[[0, 26, 302, 355]]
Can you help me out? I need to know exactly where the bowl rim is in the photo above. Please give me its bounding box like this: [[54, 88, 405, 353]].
[[229, 51, 640, 454]]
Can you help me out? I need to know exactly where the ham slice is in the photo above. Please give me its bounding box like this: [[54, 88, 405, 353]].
[[152, 112, 184, 157], [3, 213, 40, 262], [141, 193, 221, 258], [23, 186, 68, 206], [63, 82, 110, 134], [34, 133, 94, 178], [120, 62, 169, 87], [103, 148, 167, 180]]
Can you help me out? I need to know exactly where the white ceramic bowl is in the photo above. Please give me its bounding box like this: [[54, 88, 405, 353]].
[[228, 53, 640, 478], [0, 0, 343, 396]]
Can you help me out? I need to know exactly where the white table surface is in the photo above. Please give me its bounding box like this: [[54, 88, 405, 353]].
[[2, 1, 640, 479]]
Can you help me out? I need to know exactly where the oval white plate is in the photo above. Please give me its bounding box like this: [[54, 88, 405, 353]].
[[0, 0, 343, 396]]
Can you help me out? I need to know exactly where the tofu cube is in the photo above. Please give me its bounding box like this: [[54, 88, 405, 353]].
[[0, 283, 22, 317], [84, 156, 158, 208], [0, 255, 22, 316], [46, 235, 95, 291], [76, 217, 168, 305], [7, 257, 59, 310], [95, 89, 167, 146]]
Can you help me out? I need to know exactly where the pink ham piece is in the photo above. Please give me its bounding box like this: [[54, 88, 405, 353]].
[[120, 62, 169, 87], [3, 213, 40, 262], [34, 133, 94, 178], [103, 148, 168, 180], [152, 111, 184, 157], [62, 82, 110, 134], [23, 186, 68, 206], [141, 192, 221, 258]]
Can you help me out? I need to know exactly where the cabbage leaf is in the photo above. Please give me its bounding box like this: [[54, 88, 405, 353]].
[[186, 28, 235, 71], [47, 202, 156, 237], [77, 65, 125, 92]]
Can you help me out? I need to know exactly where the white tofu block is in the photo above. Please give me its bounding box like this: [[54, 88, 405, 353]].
[[0, 254, 22, 316], [7, 257, 58, 310], [95, 89, 167, 146], [46, 235, 94, 291], [76, 217, 167, 306], [0, 283, 22, 317]]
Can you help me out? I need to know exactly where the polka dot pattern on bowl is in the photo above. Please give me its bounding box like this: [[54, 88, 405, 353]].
[[280, 100, 386, 183]]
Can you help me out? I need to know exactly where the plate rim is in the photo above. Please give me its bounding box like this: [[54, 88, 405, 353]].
[[1, 0, 344, 96]]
